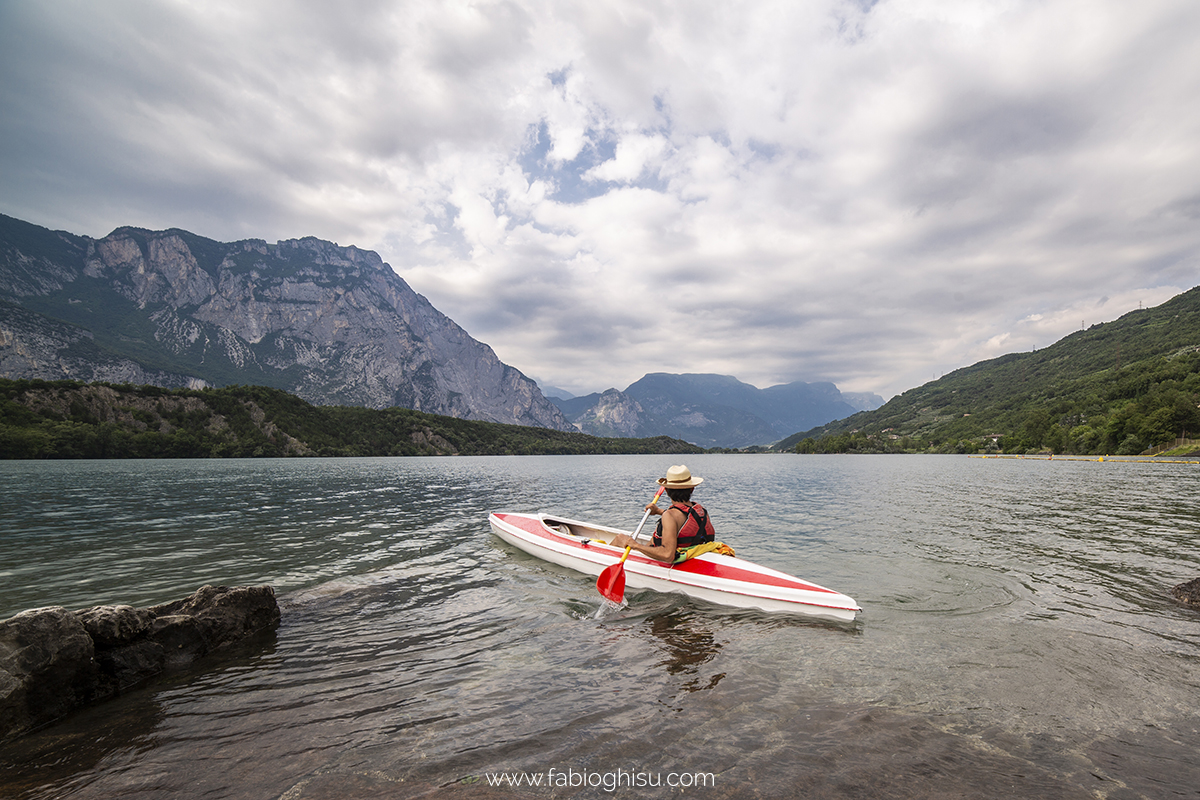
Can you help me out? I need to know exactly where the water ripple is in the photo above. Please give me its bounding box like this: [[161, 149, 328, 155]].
[[3, 455, 1200, 799]]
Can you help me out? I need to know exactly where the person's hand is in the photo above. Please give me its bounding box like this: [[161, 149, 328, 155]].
[[645, 502, 664, 515], [610, 533, 635, 549]]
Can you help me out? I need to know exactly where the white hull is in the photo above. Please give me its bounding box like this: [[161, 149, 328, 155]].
[[489, 512, 861, 622]]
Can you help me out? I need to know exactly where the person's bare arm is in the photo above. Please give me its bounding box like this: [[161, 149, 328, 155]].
[[609, 508, 680, 564]]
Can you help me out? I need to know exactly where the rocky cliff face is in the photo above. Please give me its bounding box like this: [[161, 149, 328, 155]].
[[0, 215, 571, 430], [570, 388, 648, 437]]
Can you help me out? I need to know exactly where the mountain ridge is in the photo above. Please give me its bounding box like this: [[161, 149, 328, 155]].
[[552, 372, 882, 448], [0, 214, 571, 431]]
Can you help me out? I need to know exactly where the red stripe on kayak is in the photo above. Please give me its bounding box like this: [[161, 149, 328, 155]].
[[493, 514, 837, 595], [495, 513, 695, 570], [494, 513, 654, 559], [671, 558, 836, 594], [665, 578, 858, 612], [492, 514, 600, 551], [493, 513, 544, 534]]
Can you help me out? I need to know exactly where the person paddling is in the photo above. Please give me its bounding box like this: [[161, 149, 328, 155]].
[[609, 465, 715, 564]]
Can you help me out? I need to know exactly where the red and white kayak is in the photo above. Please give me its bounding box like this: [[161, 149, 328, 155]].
[[488, 512, 861, 622]]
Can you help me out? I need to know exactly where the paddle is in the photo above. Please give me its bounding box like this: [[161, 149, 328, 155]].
[[597, 486, 665, 604]]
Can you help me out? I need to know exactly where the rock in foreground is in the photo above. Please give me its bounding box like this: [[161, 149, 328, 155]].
[[1171, 577, 1200, 606], [0, 585, 279, 742]]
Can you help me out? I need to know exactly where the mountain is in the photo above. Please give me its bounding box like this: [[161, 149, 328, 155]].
[[0, 214, 571, 431], [555, 388, 653, 439], [539, 385, 576, 400], [552, 373, 862, 448], [841, 391, 886, 412], [779, 286, 1200, 455]]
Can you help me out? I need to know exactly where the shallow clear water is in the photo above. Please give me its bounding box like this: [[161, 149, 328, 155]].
[[2, 454, 1199, 798]]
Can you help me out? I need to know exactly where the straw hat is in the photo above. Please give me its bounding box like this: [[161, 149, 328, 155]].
[[657, 464, 703, 488]]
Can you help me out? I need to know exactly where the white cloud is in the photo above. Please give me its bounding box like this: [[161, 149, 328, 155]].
[[585, 133, 668, 183], [2, 0, 1200, 401]]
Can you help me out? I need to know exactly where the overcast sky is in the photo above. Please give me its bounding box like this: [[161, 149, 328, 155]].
[[3, 0, 1198, 399]]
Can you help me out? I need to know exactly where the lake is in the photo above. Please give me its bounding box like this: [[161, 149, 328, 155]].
[[1, 454, 1199, 798]]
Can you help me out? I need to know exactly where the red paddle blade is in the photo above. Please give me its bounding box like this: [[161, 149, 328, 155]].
[[596, 562, 626, 604]]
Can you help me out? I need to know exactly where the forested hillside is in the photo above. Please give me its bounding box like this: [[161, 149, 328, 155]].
[[780, 286, 1200, 455], [0, 380, 703, 459]]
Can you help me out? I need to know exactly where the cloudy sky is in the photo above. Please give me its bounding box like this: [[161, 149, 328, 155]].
[[3, 0, 1199, 400]]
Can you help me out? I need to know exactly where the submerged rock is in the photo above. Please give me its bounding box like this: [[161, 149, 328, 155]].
[[149, 584, 280, 650], [0, 585, 279, 742], [1171, 578, 1200, 606], [0, 607, 96, 739]]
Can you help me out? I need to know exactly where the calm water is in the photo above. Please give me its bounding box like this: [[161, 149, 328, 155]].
[[1, 454, 1199, 799]]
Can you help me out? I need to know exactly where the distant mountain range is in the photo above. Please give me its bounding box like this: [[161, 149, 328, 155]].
[[0, 214, 571, 430], [551, 373, 883, 449], [0, 214, 879, 446]]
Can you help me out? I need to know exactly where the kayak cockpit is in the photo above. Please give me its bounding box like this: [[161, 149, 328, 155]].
[[542, 517, 619, 545]]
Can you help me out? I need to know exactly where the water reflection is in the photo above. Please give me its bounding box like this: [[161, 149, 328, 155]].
[[0, 631, 279, 800], [0, 695, 166, 799], [644, 611, 725, 693]]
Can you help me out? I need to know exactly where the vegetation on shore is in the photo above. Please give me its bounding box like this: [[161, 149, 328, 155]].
[[778, 286, 1200, 456], [6, 286, 1199, 459], [0, 379, 704, 459]]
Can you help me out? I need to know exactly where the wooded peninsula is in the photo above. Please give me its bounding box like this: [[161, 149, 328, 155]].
[[0, 379, 703, 458]]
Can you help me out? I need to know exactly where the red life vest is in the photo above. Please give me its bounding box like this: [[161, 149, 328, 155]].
[[652, 502, 715, 549]]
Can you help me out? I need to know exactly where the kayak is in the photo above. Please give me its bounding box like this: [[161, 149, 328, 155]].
[[488, 512, 861, 622]]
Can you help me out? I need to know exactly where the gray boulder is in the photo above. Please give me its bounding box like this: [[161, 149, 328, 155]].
[[148, 584, 280, 649], [76, 604, 154, 648], [0, 585, 279, 742], [0, 607, 97, 740]]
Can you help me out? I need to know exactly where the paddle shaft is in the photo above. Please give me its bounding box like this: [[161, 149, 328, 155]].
[[624, 486, 665, 552], [619, 484, 667, 561], [597, 487, 665, 603]]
